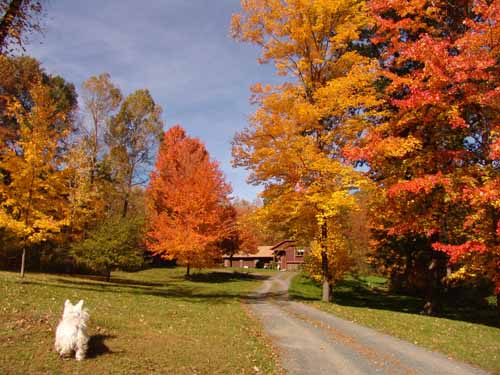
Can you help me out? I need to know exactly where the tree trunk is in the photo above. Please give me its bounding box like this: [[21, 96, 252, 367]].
[[423, 281, 438, 315], [20, 247, 26, 278], [122, 168, 134, 218], [422, 257, 445, 315], [89, 113, 99, 186], [0, 0, 23, 52], [497, 294, 500, 317], [322, 278, 333, 302], [90, 154, 97, 186], [389, 271, 403, 293], [20, 165, 35, 279], [229, 255, 233, 268], [122, 195, 129, 218], [320, 222, 332, 302], [186, 263, 190, 278], [105, 264, 111, 282]]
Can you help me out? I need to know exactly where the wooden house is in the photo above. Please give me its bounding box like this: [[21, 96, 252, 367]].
[[223, 246, 274, 269], [222, 240, 309, 270], [271, 240, 308, 271]]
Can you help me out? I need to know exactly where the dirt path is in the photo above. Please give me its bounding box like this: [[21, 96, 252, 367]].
[[246, 272, 490, 375]]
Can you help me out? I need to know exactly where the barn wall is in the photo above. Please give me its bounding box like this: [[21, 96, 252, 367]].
[[274, 244, 309, 270], [283, 246, 304, 264]]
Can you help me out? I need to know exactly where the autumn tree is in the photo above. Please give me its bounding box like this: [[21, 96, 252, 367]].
[[217, 205, 242, 267], [61, 74, 123, 239], [232, 199, 261, 251], [0, 82, 71, 277], [81, 73, 122, 185], [65, 137, 118, 240], [304, 234, 353, 286], [0, 55, 77, 150], [0, 0, 43, 54], [219, 200, 260, 267], [0, 56, 76, 274], [106, 89, 163, 218], [231, 0, 381, 300], [146, 125, 232, 276], [354, 0, 500, 314], [67, 78, 160, 275]]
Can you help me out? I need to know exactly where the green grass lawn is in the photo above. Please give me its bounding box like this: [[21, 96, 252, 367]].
[[290, 273, 500, 374], [0, 268, 281, 375]]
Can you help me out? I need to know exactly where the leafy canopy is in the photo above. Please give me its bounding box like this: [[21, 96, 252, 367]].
[[146, 125, 232, 271]]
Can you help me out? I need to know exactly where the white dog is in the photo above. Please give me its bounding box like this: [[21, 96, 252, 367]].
[[54, 299, 90, 361]]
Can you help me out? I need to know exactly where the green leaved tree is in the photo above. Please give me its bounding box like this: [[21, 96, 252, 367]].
[[71, 215, 145, 281]]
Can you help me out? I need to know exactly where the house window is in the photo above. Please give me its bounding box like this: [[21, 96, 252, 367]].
[[296, 248, 304, 257]]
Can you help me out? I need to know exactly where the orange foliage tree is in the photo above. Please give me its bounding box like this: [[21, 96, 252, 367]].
[[146, 125, 233, 276], [218, 200, 261, 266]]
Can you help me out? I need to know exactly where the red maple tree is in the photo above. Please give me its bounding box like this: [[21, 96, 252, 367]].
[[146, 125, 233, 275], [352, 0, 500, 311]]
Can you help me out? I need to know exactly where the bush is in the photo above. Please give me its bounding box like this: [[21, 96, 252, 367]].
[[71, 215, 145, 281]]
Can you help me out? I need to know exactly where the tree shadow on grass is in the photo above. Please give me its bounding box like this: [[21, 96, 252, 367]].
[[87, 334, 115, 358], [333, 279, 423, 314], [48, 278, 159, 294], [291, 275, 499, 328], [41, 278, 198, 299], [20, 271, 272, 305], [62, 274, 167, 288], [187, 271, 269, 283], [56, 270, 269, 286]]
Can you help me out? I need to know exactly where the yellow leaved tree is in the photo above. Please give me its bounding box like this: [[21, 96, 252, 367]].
[[232, 0, 382, 300], [0, 83, 70, 276]]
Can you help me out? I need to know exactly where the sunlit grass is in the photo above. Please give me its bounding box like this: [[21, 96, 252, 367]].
[[0, 268, 280, 375]]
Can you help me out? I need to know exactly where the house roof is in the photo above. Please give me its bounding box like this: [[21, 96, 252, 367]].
[[271, 239, 296, 251], [223, 245, 274, 259]]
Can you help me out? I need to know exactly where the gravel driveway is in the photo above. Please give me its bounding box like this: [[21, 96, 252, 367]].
[[246, 272, 490, 375]]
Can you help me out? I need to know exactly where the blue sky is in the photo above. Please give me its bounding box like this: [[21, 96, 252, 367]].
[[24, 0, 279, 201]]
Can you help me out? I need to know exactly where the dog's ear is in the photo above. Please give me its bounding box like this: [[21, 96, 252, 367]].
[[64, 299, 71, 307], [75, 300, 84, 310]]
